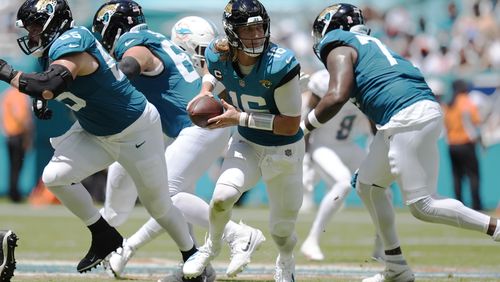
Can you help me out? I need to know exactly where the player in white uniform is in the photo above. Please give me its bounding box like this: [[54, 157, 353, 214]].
[[0, 0, 197, 276], [299, 69, 386, 262], [182, 0, 304, 281], [92, 3, 262, 280]]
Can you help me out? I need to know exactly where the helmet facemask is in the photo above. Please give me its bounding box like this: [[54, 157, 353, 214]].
[[223, 0, 271, 57], [16, 0, 73, 57], [225, 18, 269, 57]]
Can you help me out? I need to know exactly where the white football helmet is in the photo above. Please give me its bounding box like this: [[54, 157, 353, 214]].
[[171, 16, 219, 75]]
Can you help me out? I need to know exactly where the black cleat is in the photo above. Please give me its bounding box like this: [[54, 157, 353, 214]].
[[77, 227, 123, 273], [0, 230, 18, 282]]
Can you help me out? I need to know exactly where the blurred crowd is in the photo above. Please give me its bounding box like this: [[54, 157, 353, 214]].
[[273, 0, 500, 83]]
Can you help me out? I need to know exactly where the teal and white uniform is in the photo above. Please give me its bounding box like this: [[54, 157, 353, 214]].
[[41, 26, 178, 234], [206, 42, 304, 146], [113, 25, 200, 138], [317, 28, 444, 204], [317, 29, 498, 277], [205, 42, 305, 238], [49, 26, 146, 136], [317, 29, 436, 127], [101, 25, 231, 228]]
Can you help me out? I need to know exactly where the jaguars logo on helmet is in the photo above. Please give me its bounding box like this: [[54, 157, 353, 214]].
[[16, 0, 73, 57], [312, 3, 369, 58], [92, 0, 145, 53]]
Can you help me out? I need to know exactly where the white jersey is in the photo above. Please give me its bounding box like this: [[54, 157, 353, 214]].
[[307, 69, 371, 148]]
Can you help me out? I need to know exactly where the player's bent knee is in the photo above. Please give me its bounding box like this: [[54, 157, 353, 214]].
[[271, 220, 295, 238], [42, 165, 69, 187], [211, 183, 241, 212], [408, 196, 439, 222], [408, 195, 465, 223]]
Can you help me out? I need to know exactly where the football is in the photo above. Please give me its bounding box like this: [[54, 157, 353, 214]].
[[188, 96, 224, 128]]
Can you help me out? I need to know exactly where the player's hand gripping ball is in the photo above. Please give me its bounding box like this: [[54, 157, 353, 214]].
[[188, 95, 224, 128]]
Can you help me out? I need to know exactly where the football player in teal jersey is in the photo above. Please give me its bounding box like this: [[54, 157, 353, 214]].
[[182, 0, 304, 281], [0, 0, 199, 276], [303, 3, 500, 282], [92, 2, 264, 281]]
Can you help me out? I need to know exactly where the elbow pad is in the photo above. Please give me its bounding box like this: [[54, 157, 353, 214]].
[[19, 64, 73, 99], [119, 56, 141, 79]]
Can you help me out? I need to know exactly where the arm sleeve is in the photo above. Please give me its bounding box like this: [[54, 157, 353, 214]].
[[274, 74, 302, 117]]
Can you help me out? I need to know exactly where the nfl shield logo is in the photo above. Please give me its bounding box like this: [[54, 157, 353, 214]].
[[285, 149, 292, 156]]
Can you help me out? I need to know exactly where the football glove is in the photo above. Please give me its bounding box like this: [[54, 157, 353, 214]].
[[32, 98, 53, 120], [0, 59, 18, 83]]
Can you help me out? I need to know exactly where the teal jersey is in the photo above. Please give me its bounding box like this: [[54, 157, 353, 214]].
[[48, 26, 146, 136], [114, 26, 201, 138], [206, 42, 303, 146], [317, 29, 436, 125]]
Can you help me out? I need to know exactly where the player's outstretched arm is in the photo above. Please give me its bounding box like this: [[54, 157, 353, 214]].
[[302, 46, 357, 134]]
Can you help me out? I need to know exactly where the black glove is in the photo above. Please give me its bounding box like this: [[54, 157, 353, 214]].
[[32, 98, 53, 120], [0, 59, 18, 83]]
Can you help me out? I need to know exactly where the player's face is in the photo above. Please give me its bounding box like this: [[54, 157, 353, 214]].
[[237, 23, 265, 49], [25, 24, 43, 49]]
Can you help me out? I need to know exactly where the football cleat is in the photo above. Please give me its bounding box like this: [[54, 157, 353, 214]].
[[77, 227, 123, 273], [274, 254, 295, 282], [492, 220, 500, 242], [226, 222, 266, 277], [158, 262, 216, 282], [300, 237, 324, 261], [103, 239, 135, 278], [183, 238, 220, 278], [0, 230, 18, 282], [362, 261, 415, 282]]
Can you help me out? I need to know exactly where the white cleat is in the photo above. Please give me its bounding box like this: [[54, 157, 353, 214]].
[[492, 220, 500, 242], [103, 239, 135, 278], [300, 237, 324, 261], [274, 254, 296, 282], [362, 261, 415, 282], [226, 222, 266, 277], [183, 238, 220, 279], [159, 262, 216, 282]]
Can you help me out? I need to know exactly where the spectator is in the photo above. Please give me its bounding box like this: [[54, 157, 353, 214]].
[[443, 79, 483, 210], [1, 87, 32, 202]]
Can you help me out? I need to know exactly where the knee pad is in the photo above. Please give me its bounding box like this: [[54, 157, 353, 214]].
[[211, 183, 241, 212], [270, 220, 295, 238], [42, 164, 71, 187]]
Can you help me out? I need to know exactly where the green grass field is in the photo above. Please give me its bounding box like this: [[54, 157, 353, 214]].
[[1, 200, 499, 282]]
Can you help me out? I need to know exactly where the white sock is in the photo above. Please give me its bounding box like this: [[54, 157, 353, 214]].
[[127, 218, 163, 250]]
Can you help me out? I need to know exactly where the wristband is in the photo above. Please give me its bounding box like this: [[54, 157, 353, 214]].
[[202, 73, 217, 88], [239, 112, 249, 126], [306, 109, 323, 128], [247, 113, 275, 131]]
